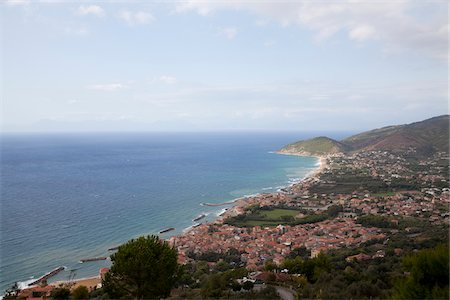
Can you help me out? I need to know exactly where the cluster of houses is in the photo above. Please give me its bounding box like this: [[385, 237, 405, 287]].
[[171, 218, 386, 270]]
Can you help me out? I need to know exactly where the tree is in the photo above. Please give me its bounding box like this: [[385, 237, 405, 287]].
[[287, 246, 311, 259], [71, 286, 89, 300], [392, 244, 449, 299], [201, 273, 227, 298], [102, 235, 179, 299], [242, 280, 254, 291], [50, 287, 70, 300], [264, 260, 277, 272]]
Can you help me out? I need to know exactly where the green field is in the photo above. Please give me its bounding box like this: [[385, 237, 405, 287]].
[[260, 209, 299, 219], [224, 208, 303, 227]]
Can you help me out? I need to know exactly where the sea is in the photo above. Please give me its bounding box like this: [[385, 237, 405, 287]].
[[0, 132, 346, 292]]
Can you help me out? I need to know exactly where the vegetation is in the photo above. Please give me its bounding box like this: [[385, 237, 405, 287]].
[[50, 287, 71, 300], [224, 205, 342, 227], [102, 235, 179, 299], [282, 252, 331, 282], [392, 244, 449, 299], [280, 136, 346, 155], [357, 214, 397, 228], [187, 248, 242, 266], [71, 286, 89, 300]]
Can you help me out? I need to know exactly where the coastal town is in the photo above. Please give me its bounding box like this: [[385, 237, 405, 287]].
[[170, 149, 449, 270]]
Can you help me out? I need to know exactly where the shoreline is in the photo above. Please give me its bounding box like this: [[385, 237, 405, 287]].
[[182, 153, 327, 232], [51, 276, 102, 291], [11, 153, 326, 292]]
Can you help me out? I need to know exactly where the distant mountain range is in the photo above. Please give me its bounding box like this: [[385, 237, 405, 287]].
[[279, 115, 449, 156]]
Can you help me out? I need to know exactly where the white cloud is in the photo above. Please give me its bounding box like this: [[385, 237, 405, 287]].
[[118, 10, 154, 26], [159, 75, 177, 84], [219, 27, 238, 40], [76, 5, 105, 18], [88, 83, 128, 91], [174, 1, 448, 61], [148, 76, 178, 85], [349, 25, 375, 42], [4, 0, 29, 6]]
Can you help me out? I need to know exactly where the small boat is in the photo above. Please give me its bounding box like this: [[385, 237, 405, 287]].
[[79, 257, 108, 263], [192, 223, 202, 228], [159, 227, 175, 234], [193, 214, 206, 222], [108, 246, 120, 251]]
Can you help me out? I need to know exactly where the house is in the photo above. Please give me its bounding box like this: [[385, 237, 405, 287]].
[[17, 285, 54, 300]]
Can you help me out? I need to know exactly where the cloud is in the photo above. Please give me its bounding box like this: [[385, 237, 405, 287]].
[[4, 0, 29, 6], [88, 83, 128, 91], [76, 5, 105, 18], [174, 1, 448, 61], [348, 25, 375, 42], [218, 27, 238, 40], [118, 10, 154, 26], [159, 75, 177, 84], [148, 76, 178, 85]]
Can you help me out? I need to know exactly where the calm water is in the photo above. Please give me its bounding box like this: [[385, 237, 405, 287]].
[[1, 132, 322, 291]]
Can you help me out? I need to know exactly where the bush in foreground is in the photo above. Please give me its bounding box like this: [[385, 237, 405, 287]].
[[102, 235, 179, 299]]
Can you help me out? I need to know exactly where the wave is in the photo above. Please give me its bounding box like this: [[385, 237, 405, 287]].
[[182, 225, 194, 233], [243, 193, 259, 198], [15, 278, 36, 290], [215, 208, 228, 216]]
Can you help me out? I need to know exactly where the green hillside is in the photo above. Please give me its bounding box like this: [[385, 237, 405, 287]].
[[278, 136, 347, 156], [279, 115, 449, 156]]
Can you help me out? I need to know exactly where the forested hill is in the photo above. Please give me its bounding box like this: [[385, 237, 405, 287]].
[[279, 115, 449, 156]]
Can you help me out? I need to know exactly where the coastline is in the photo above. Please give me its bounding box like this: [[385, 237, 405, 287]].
[[12, 152, 325, 292], [51, 276, 101, 291], [184, 153, 327, 229]]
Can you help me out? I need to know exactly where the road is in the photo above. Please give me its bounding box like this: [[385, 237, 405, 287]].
[[275, 286, 295, 300]]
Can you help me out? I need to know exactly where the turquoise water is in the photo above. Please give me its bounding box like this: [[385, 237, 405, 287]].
[[1, 132, 319, 291]]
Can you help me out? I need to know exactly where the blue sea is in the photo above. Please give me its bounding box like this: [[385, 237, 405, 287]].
[[0, 132, 330, 292]]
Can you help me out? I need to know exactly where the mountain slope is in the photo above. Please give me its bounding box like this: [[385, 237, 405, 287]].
[[344, 115, 449, 154], [278, 136, 347, 156], [279, 115, 449, 156]]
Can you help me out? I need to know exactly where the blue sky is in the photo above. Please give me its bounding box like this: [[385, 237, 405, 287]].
[[2, 0, 448, 132]]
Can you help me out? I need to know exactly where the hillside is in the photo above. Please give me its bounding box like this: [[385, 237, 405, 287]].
[[279, 115, 449, 156], [278, 136, 347, 156]]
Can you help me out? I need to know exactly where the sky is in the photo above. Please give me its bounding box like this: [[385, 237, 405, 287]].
[[1, 0, 448, 132]]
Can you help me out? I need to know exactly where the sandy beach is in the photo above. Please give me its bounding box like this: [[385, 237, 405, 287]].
[[51, 276, 101, 291]]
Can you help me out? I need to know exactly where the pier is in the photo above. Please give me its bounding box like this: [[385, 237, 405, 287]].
[[201, 201, 234, 207], [193, 213, 206, 222], [159, 227, 175, 234], [79, 257, 108, 263], [28, 266, 65, 286]]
